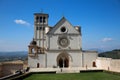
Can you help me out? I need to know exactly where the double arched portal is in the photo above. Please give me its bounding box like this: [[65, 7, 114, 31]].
[[57, 52, 72, 68]]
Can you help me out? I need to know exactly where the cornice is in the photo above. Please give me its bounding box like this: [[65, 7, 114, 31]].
[[46, 49, 82, 52], [47, 33, 81, 36]]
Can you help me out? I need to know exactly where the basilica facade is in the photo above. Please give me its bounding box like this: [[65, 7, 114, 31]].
[[28, 12, 98, 68]]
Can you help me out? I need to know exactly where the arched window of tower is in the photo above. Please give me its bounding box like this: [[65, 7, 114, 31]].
[[36, 16, 39, 23], [40, 16, 42, 23], [36, 26, 39, 30], [43, 17, 46, 23], [43, 27, 45, 31], [32, 48, 35, 54], [40, 27, 42, 30]]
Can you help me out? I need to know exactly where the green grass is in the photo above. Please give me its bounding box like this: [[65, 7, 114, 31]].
[[24, 72, 120, 80]]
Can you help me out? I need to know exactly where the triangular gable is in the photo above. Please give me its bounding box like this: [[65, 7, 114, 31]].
[[48, 17, 79, 34]]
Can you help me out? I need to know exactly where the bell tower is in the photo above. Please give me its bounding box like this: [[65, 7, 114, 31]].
[[34, 12, 49, 47]]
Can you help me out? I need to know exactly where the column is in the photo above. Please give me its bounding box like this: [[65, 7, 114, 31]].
[[62, 57, 65, 68]]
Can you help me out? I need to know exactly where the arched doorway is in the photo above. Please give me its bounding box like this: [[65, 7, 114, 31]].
[[57, 52, 71, 68]]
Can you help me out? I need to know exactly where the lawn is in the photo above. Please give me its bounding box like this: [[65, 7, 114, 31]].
[[24, 72, 120, 80]]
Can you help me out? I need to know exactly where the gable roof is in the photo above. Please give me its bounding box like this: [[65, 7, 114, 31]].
[[47, 17, 79, 34]]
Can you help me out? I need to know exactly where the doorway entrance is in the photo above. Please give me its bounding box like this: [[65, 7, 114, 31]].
[[92, 61, 96, 67], [58, 57, 69, 68], [37, 63, 40, 68], [57, 53, 70, 68]]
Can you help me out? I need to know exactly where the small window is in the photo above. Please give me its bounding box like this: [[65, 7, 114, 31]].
[[61, 27, 66, 33]]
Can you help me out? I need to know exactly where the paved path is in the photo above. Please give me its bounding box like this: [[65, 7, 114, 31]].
[[29, 67, 102, 73]]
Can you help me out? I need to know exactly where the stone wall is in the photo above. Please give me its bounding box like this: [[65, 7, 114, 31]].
[[0, 63, 2, 77], [69, 51, 82, 67], [96, 57, 120, 72], [83, 51, 98, 67], [46, 51, 82, 68], [28, 54, 46, 68], [0, 61, 23, 77], [110, 59, 120, 72]]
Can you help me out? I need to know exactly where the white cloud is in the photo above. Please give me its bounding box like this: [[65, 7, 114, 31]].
[[14, 19, 30, 26], [102, 38, 113, 42]]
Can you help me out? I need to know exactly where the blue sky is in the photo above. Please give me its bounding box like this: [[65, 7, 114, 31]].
[[0, 0, 120, 51]]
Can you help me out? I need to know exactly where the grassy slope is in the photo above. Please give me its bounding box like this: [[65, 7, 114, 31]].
[[24, 72, 120, 80]]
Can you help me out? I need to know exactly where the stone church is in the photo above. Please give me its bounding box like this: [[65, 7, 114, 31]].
[[28, 12, 98, 68]]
